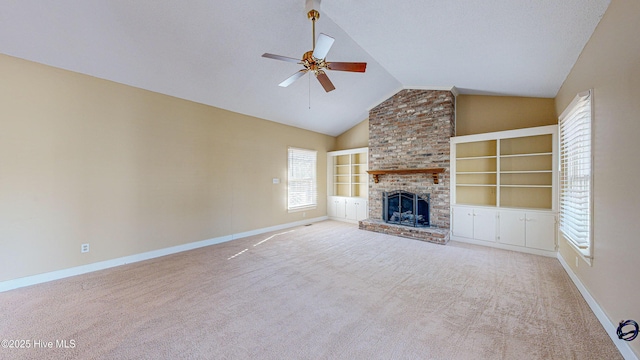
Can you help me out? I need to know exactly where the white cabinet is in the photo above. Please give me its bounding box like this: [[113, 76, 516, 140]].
[[452, 206, 473, 238], [525, 213, 556, 251], [346, 198, 368, 222], [328, 196, 346, 219], [497, 210, 526, 246], [452, 206, 557, 255], [327, 147, 369, 224], [452, 206, 497, 242], [497, 210, 556, 251], [328, 196, 367, 223], [474, 208, 498, 242]]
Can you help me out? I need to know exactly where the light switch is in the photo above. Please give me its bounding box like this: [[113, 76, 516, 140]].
[[272, 178, 280, 184]]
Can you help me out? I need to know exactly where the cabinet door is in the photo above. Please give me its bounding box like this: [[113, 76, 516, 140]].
[[355, 199, 368, 221], [327, 197, 335, 218], [328, 197, 345, 218], [346, 198, 368, 221], [335, 198, 347, 219], [345, 198, 357, 220], [327, 197, 337, 218], [452, 207, 474, 238], [473, 208, 497, 242], [525, 213, 556, 251], [498, 210, 526, 246]]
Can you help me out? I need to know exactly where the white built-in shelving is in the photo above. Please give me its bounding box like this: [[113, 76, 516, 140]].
[[327, 147, 369, 223], [450, 125, 558, 256]]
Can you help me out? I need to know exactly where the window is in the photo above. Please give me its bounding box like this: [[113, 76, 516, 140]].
[[288, 147, 317, 211], [559, 90, 593, 257]]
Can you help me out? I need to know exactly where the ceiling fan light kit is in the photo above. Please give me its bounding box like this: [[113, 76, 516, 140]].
[[262, 8, 366, 93]]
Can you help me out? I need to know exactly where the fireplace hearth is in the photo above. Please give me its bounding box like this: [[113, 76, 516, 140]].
[[383, 190, 430, 227]]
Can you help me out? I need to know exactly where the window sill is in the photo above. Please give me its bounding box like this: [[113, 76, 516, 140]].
[[565, 237, 593, 266], [288, 206, 316, 213]]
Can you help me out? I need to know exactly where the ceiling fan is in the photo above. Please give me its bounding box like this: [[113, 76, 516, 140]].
[[262, 9, 367, 93]]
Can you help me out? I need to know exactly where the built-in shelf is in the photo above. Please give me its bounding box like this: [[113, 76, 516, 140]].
[[500, 170, 552, 174], [367, 168, 445, 184], [328, 147, 369, 198], [451, 126, 557, 210], [457, 184, 497, 187], [327, 147, 369, 224], [500, 152, 552, 158], [457, 156, 498, 160], [450, 126, 559, 257]]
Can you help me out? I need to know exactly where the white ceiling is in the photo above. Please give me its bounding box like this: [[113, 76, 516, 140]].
[[0, 0, 610, 136]]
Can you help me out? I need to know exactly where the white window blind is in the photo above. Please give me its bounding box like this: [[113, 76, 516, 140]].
[[559, 90, 592, 253], [288, 147, 317, 211]]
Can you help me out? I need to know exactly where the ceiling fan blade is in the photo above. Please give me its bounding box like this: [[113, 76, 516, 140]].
[[279, 70, 308, 87], [316, 71, 335, 92], [327, 62, 367, 72], [262, 53, 301, 64], [312, 33, 335, 59]]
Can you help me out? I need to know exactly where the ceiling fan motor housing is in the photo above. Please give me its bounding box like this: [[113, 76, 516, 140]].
[[302, 50, 328, 73]]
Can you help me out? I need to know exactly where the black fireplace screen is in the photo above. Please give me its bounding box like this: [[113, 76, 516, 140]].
[[383, 190, 430, 227]]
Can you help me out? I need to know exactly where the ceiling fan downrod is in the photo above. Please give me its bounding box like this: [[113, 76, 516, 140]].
[[308, 10, 320, 50]]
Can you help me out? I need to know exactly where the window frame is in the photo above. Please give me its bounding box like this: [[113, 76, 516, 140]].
[[558, 90, 594, 260], [287, 147, 317, 212]]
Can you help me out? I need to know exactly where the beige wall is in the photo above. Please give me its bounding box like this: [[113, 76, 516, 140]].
[[555, 0, 640, 357], [334, 118, 369, 150], [334, 95, 557, 147], [0, 54, 335, 282], [456, 95, 557, 135]]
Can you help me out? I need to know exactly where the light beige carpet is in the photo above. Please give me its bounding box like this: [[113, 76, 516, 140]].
[[0, 220, 622, 359]]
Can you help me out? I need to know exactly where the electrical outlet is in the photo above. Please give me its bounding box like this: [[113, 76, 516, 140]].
[[81, 243, 90, 253], [303, 212, 306, 218], [575, 256, 579, 267]]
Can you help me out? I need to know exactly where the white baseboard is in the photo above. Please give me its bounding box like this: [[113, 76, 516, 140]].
[[327, 216, 360, 224], [557, 253, 638, 360], [0, 216, 328, 293], [450, 235, 557, 258]]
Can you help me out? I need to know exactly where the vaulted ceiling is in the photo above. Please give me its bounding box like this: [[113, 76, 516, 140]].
[[1, 1, 610, 136]]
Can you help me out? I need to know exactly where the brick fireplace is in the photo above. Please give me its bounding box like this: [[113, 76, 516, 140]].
[[359, 89, 455, 244]]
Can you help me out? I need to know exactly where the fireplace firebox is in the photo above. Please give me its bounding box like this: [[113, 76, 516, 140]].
[[383, 190, 430, 228]]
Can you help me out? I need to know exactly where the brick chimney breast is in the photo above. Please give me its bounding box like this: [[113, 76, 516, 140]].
[[360, 90, 455, 244]]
